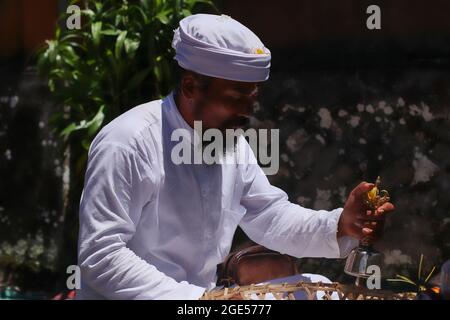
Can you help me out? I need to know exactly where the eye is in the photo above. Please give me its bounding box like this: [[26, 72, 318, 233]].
[[224, 95, 240, 105]]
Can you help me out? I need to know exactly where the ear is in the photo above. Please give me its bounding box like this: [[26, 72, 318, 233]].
[[180, 73, 197, 100]]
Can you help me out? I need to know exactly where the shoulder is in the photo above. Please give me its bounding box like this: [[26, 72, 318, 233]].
[[86, 98, 166, 180], [91, 99, 163, 151], [88, 97, 167, 165]]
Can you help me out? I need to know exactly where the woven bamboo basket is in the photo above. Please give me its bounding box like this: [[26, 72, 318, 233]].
[[200, 281, 417, 300]]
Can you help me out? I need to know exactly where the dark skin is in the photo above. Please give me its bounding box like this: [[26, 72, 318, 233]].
[[174, 72, 395, 242], [175, 72, 258, 132]]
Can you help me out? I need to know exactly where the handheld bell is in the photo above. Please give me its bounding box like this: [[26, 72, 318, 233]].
[[344, 176, 390, 285], [344, 241, 383, 280]]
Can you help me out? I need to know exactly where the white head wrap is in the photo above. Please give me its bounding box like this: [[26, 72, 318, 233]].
[[172, 14, 271, 82]]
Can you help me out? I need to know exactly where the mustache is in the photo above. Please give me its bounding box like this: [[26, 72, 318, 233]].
[[222, 116, 251, 129]]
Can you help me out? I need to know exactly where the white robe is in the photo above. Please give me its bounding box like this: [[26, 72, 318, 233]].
[[76, 91, 358, 300]]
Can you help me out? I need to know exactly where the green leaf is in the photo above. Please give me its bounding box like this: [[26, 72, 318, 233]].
[[81, 139, 92, 151], [60, 123, 79, 138], [60, 105, 105, 139], [94, 2, 103, 12], [45, 40, 58, 63], [393, 274, 417, 286], [124, 38, 140, 56], [115, 30, 127, 59], [387, 279, 409, 282], [91, 21, 102, 47], [55, 26, 61, 39], [156, 11, 169, 24], [101, 29, 121, 36], [87, 105, 105, 137], [424, 266, 436, 283], [61, 45, 78, 65], [81, 9, 95, 18], [129, 5, 149, 24], [48, 79, 55, 92], [418, 254, 423, 281], [181, 9, 191, 17]]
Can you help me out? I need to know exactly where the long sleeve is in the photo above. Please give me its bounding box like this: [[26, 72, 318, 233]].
[[239, 143, 358, 259], [77, 141, 206, 300]]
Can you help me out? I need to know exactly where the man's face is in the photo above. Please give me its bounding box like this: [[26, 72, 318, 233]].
[[190, 77, 260, 132]]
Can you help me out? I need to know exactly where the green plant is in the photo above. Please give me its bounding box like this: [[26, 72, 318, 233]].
[[38, 0, 217, 150], [387, 254, 437, 292]]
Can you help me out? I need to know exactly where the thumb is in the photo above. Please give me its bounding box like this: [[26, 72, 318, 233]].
[[352, 182, 374, 199]]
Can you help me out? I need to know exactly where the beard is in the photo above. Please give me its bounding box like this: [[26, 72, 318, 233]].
[[192, 95, 251, 131], [220, 115, 251, 131], [192, 98, 250, 162]]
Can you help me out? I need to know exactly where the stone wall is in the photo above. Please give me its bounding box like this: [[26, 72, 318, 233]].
[[236, 63, 450, 283], [0, 65, 63, 291]]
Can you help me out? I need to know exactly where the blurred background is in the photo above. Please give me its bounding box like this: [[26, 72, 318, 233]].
[[0, 0, 449, 298]]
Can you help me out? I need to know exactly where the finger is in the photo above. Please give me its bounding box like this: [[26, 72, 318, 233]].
[[352, 182, 375, 199], [354, 220, 379, 229], [354, 221, 364, 229], [375, 202, 395, 216], [351, 223, 375, 241], [362, 227, 374, 236], [352, 220, 380, 240], [357, 213, 385, 221], [368, 221, 377, 227]]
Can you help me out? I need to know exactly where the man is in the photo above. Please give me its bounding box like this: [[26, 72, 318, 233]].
[[76, 13, 394, 299]]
